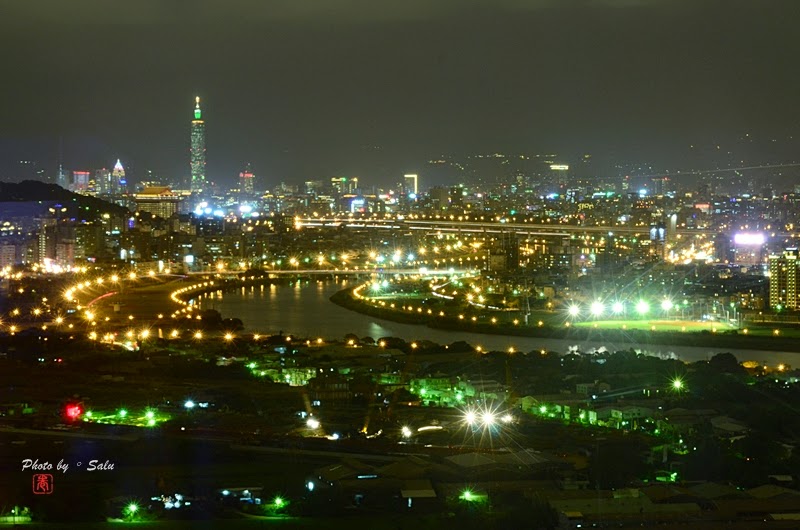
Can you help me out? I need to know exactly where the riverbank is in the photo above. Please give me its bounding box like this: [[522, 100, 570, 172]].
[[330, 287, 800, 354]]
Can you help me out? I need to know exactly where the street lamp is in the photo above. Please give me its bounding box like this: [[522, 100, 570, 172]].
[[464, 410, 477, 425]]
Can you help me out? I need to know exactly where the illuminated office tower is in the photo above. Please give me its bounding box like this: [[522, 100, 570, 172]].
[[57, 165, 69, 189], [331, 177, 357, 195], [190, 96, 206, 192], [72, 171, 90, 193], [404, 174, 418, 196], [112, 159, 126, 194], [769, 248, 799, 310], [549, 164, 569, 187], [95, 168, 111, 195], [240, 164, 255, 194]]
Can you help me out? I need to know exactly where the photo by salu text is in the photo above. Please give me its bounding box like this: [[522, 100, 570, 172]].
[[21, 458, 115, 474]]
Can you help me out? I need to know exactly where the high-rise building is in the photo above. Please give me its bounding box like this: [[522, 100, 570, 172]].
[[305, 180, 324, 195], [57, 165, 70, 189], [331, 177, 357, 195], [95, 168, 112, 195], [239, 164, 255, 195], [769, 248, 799, 310], [549, 164, 569, 188], [190, 96, 207, 192], [134, 186, 185, 219], [404, 174, 418, 196], [71, 171, 90, 193], [112, 159, 126, 194], [430, 186, 450, 209]]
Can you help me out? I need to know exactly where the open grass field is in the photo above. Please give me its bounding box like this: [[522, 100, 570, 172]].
[[572, 319, 736, 332]]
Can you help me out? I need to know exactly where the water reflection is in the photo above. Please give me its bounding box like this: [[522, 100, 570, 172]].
[[200, 280, 800, 365]]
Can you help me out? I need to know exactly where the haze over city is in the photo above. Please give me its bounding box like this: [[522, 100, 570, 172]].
[[1, 0, 799, 187]]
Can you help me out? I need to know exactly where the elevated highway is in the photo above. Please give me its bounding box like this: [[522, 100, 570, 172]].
[[186, 268, 472, 277], [295, 217, 717, 237]]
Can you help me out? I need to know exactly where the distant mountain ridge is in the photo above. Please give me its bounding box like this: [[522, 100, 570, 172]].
[[0, 180, 129, 217]]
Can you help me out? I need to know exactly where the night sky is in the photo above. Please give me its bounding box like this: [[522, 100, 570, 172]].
[[1, 0, 798, 187]]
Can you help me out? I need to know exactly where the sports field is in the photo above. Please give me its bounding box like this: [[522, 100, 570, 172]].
[[573, 319, 736, 332]]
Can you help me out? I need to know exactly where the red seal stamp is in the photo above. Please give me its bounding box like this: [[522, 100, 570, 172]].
[[32, 474, 54, 494]]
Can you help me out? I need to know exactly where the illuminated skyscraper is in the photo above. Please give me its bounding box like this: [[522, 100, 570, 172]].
[[71, 171, 90, 193], [112, 159, 126, 194], [190, 96, 206, 192], [95, 168, 111, 195], [331, 177, 357, 195], [56, 165, 69, 189], [404, 174, 418, 196], [239, 163, 255, 195], [769, 248, 799, 310]]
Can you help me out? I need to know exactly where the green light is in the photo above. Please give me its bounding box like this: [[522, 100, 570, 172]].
[[539, 405, 547, 414], [85, 411, 93, 418], [274, 496, 284, 507], [420, 388, 427, 396], [145, 410, 155, 420], [460, 490, 473, 501], [118, 409, 127, 418], [248, 362, 256, 369], [127, 503, 138, 514], [147, 418, 156, 427], [672, 378, 684, 390], [456, 392, 463, 402], [636, 300, 650, 315]]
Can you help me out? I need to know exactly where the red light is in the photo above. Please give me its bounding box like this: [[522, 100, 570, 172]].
[[65, 404, 82, 420]]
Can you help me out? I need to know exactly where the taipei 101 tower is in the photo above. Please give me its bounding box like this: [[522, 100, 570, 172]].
[[190, 96, 206, 192]]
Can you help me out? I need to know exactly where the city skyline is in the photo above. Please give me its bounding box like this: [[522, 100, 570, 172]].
[[1, 0, 800, 187]]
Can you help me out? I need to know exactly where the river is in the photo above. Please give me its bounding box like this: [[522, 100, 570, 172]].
[[199, 280, 799, 366]]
